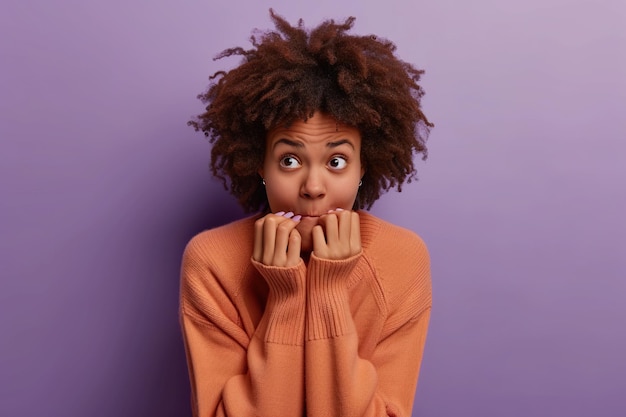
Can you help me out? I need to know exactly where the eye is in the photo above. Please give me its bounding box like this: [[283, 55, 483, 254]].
[[328, 156, 348, 170], [279, 155, 301, 169]]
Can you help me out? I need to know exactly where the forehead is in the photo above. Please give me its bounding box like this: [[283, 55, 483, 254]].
[[267, 112, 361, 144]]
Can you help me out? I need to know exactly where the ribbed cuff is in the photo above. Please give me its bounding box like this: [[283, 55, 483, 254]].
[[252, 259, 307, 345], [306, 253, 361, 340]]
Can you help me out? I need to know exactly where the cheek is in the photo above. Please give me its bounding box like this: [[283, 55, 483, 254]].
[[264, 178, 298, 209], [333, 176, 361, 202]]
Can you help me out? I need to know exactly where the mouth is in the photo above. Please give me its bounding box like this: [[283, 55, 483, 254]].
[[295, 208, 344, 218], [292, 213, 326, 226], [296, 215, 320, 224]]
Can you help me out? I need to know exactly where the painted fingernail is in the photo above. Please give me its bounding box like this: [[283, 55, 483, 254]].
[[275, 211, 285, 216], [284, 211, 294, 218], [292, 215, 302, 222]]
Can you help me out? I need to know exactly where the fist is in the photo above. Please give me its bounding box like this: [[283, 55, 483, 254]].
[[253, 211, 302, 267], [312, 209, 361, 260]]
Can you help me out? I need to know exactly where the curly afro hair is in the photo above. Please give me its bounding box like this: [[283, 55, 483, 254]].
[[188, 9, 433, 212]]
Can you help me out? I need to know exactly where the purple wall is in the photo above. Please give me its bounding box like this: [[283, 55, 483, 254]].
[[1, 1, 624, 416]]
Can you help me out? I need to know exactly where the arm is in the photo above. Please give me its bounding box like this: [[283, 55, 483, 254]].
[[304, 260, 430, 417], [305, 211, 431, 417], [180, 229, 306, 417]]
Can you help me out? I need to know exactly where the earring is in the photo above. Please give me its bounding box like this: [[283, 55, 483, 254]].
[[358, 180, 362, 187], [262, 178, 266, 186]]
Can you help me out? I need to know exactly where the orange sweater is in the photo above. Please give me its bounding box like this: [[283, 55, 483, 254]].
[[180, 211, 432, 417]]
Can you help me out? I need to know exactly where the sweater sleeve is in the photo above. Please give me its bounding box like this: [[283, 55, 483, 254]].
[[304, 251, 431, 417], [179, 236, 307, 417]]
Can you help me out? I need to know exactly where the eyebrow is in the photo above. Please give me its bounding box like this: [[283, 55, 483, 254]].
[[272, 138, 355, 150]]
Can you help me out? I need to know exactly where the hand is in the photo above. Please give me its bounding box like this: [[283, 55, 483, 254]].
[[253, 212, 302, 267], [312, 209, 361, 260]]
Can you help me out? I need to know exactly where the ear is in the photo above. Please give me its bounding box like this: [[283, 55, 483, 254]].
[[258, 168, 264, 179]]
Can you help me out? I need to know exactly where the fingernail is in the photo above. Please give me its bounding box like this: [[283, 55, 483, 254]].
[[284, 211, 294, 218], [335, 208, 344, 212], [292, 215, 302, 222], [275, 211, 285, 216]]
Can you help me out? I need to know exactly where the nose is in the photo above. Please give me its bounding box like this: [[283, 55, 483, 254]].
[[300, 168, 326, 200]]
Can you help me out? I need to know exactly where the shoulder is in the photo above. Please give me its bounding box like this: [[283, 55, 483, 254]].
[[181, 215, 258, 288], [183, 215, 257, 263], [180, 216, 259, 328], [359, 211, 432, 313], [359, 211, 429, 260]]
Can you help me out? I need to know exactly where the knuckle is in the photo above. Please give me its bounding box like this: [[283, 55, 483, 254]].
[[277, 221, 293, 233], [264, 216, 278, 227]]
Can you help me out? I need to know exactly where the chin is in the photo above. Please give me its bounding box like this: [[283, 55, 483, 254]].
[[295, 216, 318, 253]]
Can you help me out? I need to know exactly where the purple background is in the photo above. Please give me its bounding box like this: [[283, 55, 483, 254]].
[[1, 1, 625, 416]]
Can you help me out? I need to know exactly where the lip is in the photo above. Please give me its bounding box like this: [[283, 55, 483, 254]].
[[295, 208, 344, 218], [297, 212, 329, 218], [296, 215, 321, 223]]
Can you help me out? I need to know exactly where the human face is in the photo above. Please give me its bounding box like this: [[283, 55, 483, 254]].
[[260, 112, 364, 251]]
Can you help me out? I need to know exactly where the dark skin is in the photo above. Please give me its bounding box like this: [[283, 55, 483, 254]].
[[252, 209, 361, 267], [189, 11, 432, 213], [252, 113, 363, 267]]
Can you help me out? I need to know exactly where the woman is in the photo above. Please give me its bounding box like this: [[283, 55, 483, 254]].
[[182, 9, 433, 417]]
